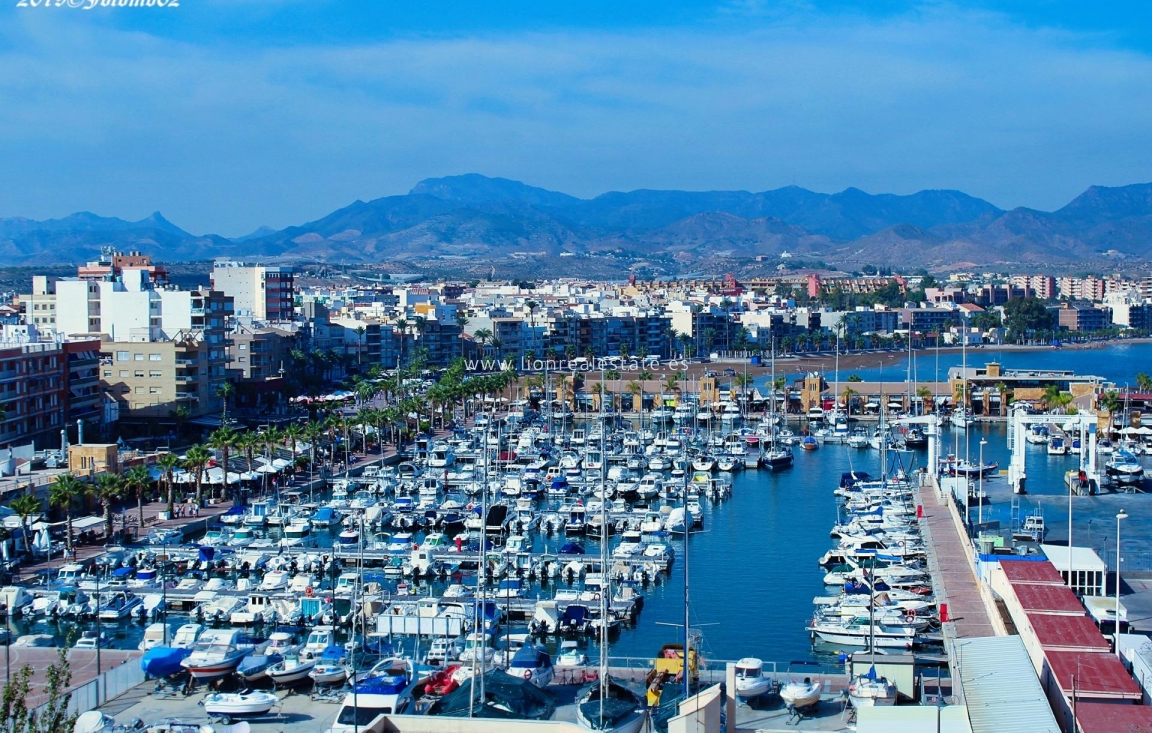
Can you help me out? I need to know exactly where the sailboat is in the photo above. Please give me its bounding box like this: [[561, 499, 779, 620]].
[[848, 434, 899, 708], [577, 377, 646, 733]]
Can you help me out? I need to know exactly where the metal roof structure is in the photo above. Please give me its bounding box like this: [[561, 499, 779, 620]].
[[1045, 651, 1142, 701], [952, 636, 1060, 733], [999, 558, 1065, 585], [1075, 702, 1152, 733], [1028, 613, 1111, 652], [1013, 583, 1085, 616]]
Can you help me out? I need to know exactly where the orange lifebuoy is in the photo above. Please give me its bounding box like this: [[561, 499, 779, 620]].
[[305, 586, 315, 598]]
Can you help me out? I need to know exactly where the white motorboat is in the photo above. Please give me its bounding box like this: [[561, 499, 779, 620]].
[[848, 666, 897, 707], [201, 690, 279, 721], [734, 658, 775, 699], [556, 640, 588, 667], [266, 654, 317, 686], [779, 677, 822, 709], [180, 629, 255, 680]]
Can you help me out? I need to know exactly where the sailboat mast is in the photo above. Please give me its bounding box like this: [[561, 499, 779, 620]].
[[683, 453, 691, 702], [599, 369, 608, 719]]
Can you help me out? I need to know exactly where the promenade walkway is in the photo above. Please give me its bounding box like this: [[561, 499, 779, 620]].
[[917, 479, 997, 639]]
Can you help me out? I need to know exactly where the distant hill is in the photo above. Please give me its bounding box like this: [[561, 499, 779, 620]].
[[6, 176, 1152, 269]]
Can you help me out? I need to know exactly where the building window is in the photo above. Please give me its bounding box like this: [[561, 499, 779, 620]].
[[119, 370, 128, 378], [116, 351, 129, 361], [149, 353, 162, 361], [149, 387, 161, 394], [238, 357, 246, 363], [134, 370, 144, 378], [134, 387, 143, 394], [149, 370, 162, 377], [133, 353, 144, 361], [103, 370, 112, 377], [239, 344, 247, 350]]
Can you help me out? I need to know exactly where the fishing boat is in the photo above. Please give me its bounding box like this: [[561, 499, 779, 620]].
[[799, 436, 819, 451], [307, 646, 349, 685], [201, 691, 279, 722], [733, 658, 775, 700]]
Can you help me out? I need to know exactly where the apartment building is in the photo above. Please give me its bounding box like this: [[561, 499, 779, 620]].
[[1057, 303, 1110, 332], [94, 288, 232, 423], [64, 340, 103, 439], [211, 261, 295, 321], [227, 323, 300, 381], [20, 276, 58, 332], [0, 342, 67, 448], [1010, 275, 1056, 300]]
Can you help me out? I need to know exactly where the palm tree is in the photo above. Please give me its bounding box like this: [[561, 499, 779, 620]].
[[9, 493, 41, 558], [1100, 390, 1122, 435], [626, 380, 642, 413], [354, 326, 366, 367], [216, 381, 235, 423], [841, 386, 858, 416], [395, 318, 410, 366], [208, 427, 237, 502], [123, 465, 151, 529], [1138, 373, 1152, 393], [49, 473, 83, 552], [170, 405, 191, 438], [87, 473, 121, 541], [157, 452, 180, 518], [355, 380, 377, 407], [283, 422, 305, 467], [183, 444, 211, 507]]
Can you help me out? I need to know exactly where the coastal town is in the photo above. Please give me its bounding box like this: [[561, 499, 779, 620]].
[[2, 249, 1152, 733]]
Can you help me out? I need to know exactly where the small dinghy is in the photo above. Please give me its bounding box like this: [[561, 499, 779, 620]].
[[266, 654, 316, 687]]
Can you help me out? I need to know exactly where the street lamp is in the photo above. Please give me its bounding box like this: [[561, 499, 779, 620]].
[[1116, 509, 1128, 654], [978, 439, 987, 527]]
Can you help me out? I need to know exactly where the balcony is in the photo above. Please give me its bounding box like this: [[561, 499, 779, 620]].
[[174, 392, 199, 401]]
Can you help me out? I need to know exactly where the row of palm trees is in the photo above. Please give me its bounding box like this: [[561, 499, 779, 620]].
[[8, 465, 153, 558]]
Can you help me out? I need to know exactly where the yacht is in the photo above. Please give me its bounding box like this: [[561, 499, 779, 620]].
[[848, 665, 898, 707]]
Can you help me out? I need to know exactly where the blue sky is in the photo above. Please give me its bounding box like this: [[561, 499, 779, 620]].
[[1, 1, 1151, 236]]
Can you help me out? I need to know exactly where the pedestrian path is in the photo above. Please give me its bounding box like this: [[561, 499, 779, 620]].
[[917, 482, 996, 639]]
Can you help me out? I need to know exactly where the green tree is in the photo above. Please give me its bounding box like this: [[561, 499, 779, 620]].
[[208, 427, 237, 501], [1137, 373, 1152, 393], [123, 465, 152, 530], [87, 473, 121, 541], [183, 444, 211, 507], [1003, 297, 1055, 341], [216, 381, 235, 423], [156, 452, 180, 518], [1, 647, 76, 733], [48, 473, 83, 553], [1100, 390, 1122, 433], [9, 493, 40, 559]]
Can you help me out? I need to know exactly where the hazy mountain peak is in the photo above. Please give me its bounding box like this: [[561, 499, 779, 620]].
[[410, 173, 582, 208]]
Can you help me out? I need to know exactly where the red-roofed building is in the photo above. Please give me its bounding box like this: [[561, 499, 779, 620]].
[[1027, 614, 1111, 653], [1000, 559, 1066, 586], [1075, 701, 1152, 733], [1045, 651, 1141, 701], [1014, 584, 1086, 616]]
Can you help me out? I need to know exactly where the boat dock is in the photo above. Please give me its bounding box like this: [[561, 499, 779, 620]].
[[916, 476, 998, 639]]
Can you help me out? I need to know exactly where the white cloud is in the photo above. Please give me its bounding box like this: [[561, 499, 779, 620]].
[[0, 6, 1150, 235]]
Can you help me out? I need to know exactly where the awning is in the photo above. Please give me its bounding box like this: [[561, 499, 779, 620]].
[[72, 516, 105, 531]]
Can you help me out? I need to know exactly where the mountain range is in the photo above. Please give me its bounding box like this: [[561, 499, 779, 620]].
[[3, 174, 1152, 270]]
